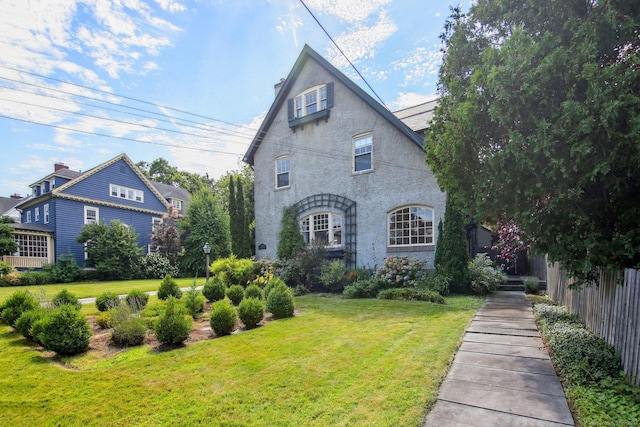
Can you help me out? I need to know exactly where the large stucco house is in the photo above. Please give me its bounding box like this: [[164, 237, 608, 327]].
[[4, 153, 188, 270], [244, 45, 446, 268]]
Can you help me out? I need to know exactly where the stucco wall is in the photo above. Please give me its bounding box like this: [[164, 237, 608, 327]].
[[253, 60, 446, 269]]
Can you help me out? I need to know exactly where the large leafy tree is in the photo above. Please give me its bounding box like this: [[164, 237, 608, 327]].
[[137, 158, 214, 194], [425, 1, 640, 285], [0, 223, 17, 256], [76, 220, 143, 280], [150, 205, 182, 265], [179, 189, 230, 276]]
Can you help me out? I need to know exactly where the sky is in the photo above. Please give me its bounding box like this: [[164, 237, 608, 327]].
[[0, 0, 471, 198]]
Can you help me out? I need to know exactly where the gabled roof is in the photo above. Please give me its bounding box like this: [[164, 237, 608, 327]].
[[393, 98, 438, 133], [243, 44, 425, 166], [0, 197, 23, 215], [28, 168, 82, 188], [151, 180, 190, 203]]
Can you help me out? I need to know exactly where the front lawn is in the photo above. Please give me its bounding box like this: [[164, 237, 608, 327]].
[[0, 277, 206, 302], [0, 295, 482, 426]]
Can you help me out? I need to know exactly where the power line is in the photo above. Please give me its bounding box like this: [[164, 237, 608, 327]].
[[0, 65, 261, 133], [298, 0, 389, 110]]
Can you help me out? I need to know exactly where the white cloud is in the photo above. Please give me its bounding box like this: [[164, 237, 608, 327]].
[[154, 0, 186, 13], [326, 10, 397, 68], [303, 0, 392, 23], [390, 92, 438, 111], [392, 46, 442, 86]]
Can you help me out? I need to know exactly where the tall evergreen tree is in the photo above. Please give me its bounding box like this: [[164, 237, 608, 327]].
[[228, 176, 239, 255], [434, 196, 470, 294], [236, 179, 251, 258], [277, 206, 304, 260]]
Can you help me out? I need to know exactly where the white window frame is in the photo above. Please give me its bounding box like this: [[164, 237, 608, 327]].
[[84, 206, 99, 225], [353, 133, 373, 173], [110, 184, 144, 203], [171, 199, 183, 211], [44, 204, 49, 224], [26, 211, 32, 223], [300, 212, 343, 248], [388, 205, 434, 247], [293, 84, 327, 119], [275, 156, 290, 189], [35, 207, 40, 222]]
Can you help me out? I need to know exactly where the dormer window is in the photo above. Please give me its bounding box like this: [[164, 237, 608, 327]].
[[288, 82, 333, 129]]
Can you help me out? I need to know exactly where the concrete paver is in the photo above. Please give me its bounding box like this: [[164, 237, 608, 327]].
[[424, 291, 575, 427]]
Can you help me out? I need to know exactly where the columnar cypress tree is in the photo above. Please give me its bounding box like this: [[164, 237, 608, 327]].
[[236, 179, 251, 258], [277, 206, 304, 260], [435, 196, 470, 294], [228, 176, 239, 256]]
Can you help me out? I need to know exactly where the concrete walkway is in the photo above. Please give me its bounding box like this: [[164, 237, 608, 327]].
[[424, 291, 575, 427]]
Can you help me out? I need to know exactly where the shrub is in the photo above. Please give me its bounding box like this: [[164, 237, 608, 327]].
[[43, 254, 82, 283], [202, 276, 226, 302], [126, 289, 149, 310], [469, 254, 507, 295], [375, 256, 427, 289], [524, 278, 539, 294], [546, 321, 622, 385], [154, 297, 192, 346], [1, 290, 39, 326], [15, 308, 48, 341], [226, 285, 244, 305], [110, 304, 147, 347], [319, 260, 346, 292], [38, 305, 92, 355], [1, 271, 21, 286], [342, 279, 378, 299], [95, 291, 121, 312], [52, 289, 82, 311], [95, 312, 111, 329], [0, 260, 13, 276], [534, 305, 580, 331], [238, 298, 264, 329], [157, 274, 182, 300], [139, 253, 179, 279], [377, 288, 446, 304], [263, 276, 287, 301], [244, 284, 262, 300], [210, 256, 255, 287], [209, 300, 237, 336], [266, 283, 295, 319], [184, 282, 205, 318]]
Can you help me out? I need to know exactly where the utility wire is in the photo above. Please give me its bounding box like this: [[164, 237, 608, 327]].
[[298, 0, 389, 110], [0, 65, 260, 133]]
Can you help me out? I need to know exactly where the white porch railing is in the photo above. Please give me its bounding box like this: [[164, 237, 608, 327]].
[[2, 256, 49, 269]]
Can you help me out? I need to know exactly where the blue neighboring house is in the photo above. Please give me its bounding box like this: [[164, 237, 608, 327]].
[[4, 153, 189, 270]]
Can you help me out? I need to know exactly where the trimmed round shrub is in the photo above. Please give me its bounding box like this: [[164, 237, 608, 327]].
[[244, 284, 262, 300], [15, 308, 48, 341], [39, 305, 92, 355], [110, 305, 147, 347], [263, 277, 287, 301], [157, 274, 182, 300], [202, 276, 226, 302], [226, 285, 244, 305], [126, 289, 149, 310], [238, 298, 264, 329], [342, 279, 378, 299], [209, 300, 237, 336], [95, 291, 121, 312], [52, 289, 82, 311], [1, 290, 39, 326], [266, 284, 295, 319], [154, 297, 191, 345]]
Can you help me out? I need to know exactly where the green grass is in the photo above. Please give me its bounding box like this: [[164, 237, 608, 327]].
[[0, 277, 206, 302], [0, 295, 482, 427]]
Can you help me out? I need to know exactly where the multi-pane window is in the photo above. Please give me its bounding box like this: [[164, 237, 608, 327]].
[[388, 206, 434, 246], [171, 199, 183, 211], [300, 212, 342, 248], [110, 184, 143, 202], [14, 234, 48, 258], [44, 204, 49, 224], [354, 134, 373, 172], [276, 157, 290, 188], [294, 84, 328, 118], [35, 207, 40, 222], [84, 206, 99, 225]]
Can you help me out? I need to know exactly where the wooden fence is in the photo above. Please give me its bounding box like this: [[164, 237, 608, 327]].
[[546, 261, 640, 386]]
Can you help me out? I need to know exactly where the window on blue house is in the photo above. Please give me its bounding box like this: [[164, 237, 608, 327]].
[[110, 184, 144, 202], [44, 204, 49, 224]]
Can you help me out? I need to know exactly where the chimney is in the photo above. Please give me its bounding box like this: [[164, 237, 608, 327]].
[[55, 163, 69, 171], [274, 78, 286, 98], [10, 193, 22, 199]]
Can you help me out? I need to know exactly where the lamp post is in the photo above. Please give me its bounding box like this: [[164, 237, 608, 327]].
[[203, 243, 211, 281]]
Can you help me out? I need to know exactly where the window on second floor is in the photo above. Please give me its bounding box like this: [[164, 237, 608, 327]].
[[35, 207, 40, 222], [44, 204, 49, 224], [171, 199, 183, 211], [287, 82, 334, 128], [353, 133, 373, 172], [110, 184, 144, 202], [84, 206, 99, 225], [276, 156, 290, 189], [26, 211, 32, 223]]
